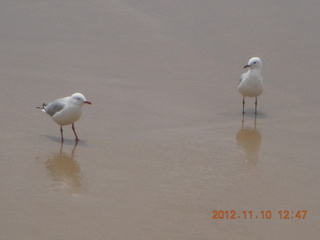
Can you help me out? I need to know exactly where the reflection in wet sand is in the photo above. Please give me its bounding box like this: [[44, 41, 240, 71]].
[[46, 142, 82, 193], [236, 116, 262, 165]]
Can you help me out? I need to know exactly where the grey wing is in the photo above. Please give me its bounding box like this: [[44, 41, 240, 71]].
[[44, 98, 66, 116], [239, 72, 246, 84]]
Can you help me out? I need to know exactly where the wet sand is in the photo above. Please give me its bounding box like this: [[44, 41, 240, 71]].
[[1, 1, 319, 239]]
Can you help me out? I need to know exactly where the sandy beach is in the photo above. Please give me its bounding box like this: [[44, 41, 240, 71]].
[[0, 1, 319, 239]]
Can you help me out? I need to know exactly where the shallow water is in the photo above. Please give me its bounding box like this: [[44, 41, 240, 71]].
[[1, 1, 319, 239]]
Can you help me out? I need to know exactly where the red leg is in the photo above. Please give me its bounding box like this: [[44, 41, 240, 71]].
[[255, 97, 258, 114], [60, 125, 64, 142], [72, 123, 79, 141], [242, 97, 245, 114]]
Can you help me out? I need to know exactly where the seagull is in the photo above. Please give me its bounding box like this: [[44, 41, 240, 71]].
[[37, 93, 92, 142], [238, 57, 263, 114]]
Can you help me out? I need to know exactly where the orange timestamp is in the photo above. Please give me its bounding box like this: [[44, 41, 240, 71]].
[[211, 210, 308, 220]]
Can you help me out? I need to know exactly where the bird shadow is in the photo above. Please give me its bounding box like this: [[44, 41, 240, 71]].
[[241, 110, 267, 119], [43, 135, 88, 146], [45, 140, 84, 194], [236, 115, 262, 165]]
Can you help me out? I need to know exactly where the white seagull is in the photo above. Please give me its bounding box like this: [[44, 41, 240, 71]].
[[37, 93, 92, 142], [238, 57, 263, 114]]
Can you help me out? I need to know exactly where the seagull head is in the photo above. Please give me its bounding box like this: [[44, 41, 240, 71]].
[[244, 57, 262, 70], [71, 93, 92, 105]]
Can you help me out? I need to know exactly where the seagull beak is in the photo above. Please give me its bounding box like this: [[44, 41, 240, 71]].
[[84, 101, 92, 105], [243, 64, 251, 68]]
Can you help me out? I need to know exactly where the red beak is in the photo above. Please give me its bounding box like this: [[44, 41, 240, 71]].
[[84, 101, 92, 105]]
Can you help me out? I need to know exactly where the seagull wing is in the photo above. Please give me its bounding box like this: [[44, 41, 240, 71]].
[[44, 98, 66, 117], [239, 72, 249, 84]]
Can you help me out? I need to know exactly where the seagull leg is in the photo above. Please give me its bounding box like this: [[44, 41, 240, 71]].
[[242, 97, 245, 114], [255, 97, 258, 114], [242, 113, 244, 127], [72, 123, 80, 142], [60, 125, 64, 142]]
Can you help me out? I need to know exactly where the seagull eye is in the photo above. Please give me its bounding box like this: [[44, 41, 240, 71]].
[[253, 62, 256, 64]]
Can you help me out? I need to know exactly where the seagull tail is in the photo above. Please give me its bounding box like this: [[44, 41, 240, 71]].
[[36, 103, 47, 112]]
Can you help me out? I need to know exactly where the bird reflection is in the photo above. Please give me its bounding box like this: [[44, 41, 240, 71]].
[[236, 115, 261, 165], [46, 142, 83, 193]]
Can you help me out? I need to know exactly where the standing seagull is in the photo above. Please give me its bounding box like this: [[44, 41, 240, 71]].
[[37, 93, 92, 142], [238, 57, 263, 114]]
